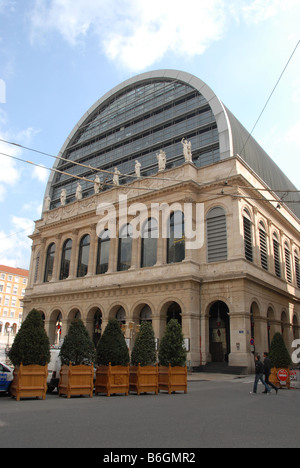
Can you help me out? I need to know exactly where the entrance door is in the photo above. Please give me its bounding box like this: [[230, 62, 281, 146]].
[[209, 301, 230, 363]]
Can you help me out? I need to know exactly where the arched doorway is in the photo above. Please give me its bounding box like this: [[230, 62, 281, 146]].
[[49, 310, 62, 345], [167, 302, 182, 326], [93, 308, 103, 347], [209, 301, 230, 363]]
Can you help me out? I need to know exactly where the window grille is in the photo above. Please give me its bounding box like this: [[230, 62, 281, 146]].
[[243, 211, 253, 262], [273, 234, 281, 278], [259, 222, 268, 271], [207, 207, 227, 263], [284, 243, 292, 284]]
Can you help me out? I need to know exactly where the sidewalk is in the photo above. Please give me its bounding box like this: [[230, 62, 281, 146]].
[[188, 372, 247, 382]]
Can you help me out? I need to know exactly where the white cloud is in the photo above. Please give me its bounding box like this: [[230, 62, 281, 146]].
[[285, 120, 300, 147], [0, 217, 34, 269], [0, 125, 40, 201], [0, 136, 21, 201], [241, 0, 300, 24], [32, 164, 49, 183], [29, 0, 300, 72]]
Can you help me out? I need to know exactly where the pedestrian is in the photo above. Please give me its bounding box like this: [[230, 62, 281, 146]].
[[263, 352, 279, 394], [250, 355, 271, 394]]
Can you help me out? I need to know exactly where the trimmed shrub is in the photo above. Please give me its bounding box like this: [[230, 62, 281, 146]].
[[269, 332, 291, 368], [96, 319, 129, 366], [131, 322, 156, 367], [59, 319, 95, 366], [158, 319, 187, 367], [8, 309, 50, 367]]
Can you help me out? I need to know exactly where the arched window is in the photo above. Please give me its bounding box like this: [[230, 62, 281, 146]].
[[273, 232, 281, 278], [118, 224, 133, 271], [140, 305, 152, 323], [207, 207, 227, 263], [284, 242, 292, 284], [259, 221, 268, 271], [295, 251, 300, 288], [77, 235, 90, 277], [116, 307, 126, 325], [96, 230, 110, 275], [243, 209, 253, 262], [44, 243, 56, 283], [141, 218, 158, 268], [167, 211, 185, 264], [60, 239, 72, 280]]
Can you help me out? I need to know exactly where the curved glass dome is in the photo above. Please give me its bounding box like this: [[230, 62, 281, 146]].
[[47, 74, 219, 209], [45, 70, 300, 220]]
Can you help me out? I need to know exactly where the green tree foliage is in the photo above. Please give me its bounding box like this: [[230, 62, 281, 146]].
[[8, 309, 50, 367], [269, 332, 292, 368], [96, 319, 129, 366], [158, 319, 187, 367], [59, 319, 95, 366], [131, 322, 157, 367]]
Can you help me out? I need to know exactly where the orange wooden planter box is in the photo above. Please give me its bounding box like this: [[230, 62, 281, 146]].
[[58, 363, 94, 398], [269, 367, 290, 389], [95, 363, 129, 397], [11, 363, 48, 401], [129, 364, 159, 395], [158, 364, 188, 394]]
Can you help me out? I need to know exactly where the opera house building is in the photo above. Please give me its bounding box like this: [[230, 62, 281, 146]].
[[23, 70, 300, 373]]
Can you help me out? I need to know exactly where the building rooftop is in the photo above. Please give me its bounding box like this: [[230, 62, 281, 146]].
[[0, 265, 29, 278], [44, 70, 300, 220]]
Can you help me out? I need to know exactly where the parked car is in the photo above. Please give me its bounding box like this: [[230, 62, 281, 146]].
[[0, 361, 14, 395], [47, 347, 62, 393]]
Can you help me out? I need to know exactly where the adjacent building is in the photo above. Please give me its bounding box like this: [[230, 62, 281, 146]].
[[0, 265, 29, 354], [23, 70, 300, 372]]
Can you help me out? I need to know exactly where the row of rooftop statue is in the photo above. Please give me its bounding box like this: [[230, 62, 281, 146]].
[[45, 138, 193, 210]]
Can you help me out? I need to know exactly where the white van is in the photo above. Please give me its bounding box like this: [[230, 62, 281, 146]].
[[47, 347, 61, 393]]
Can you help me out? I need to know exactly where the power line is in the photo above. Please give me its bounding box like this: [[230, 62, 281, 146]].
[[0, 137, 182, 184], [239, 40, 300, 158]]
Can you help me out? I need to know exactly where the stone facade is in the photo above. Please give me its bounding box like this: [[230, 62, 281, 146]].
[[24, 157, 300, 373]]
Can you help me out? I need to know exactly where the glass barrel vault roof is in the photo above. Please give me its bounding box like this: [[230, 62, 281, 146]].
[[45, 70, 300, 220], [48, 77, 219, 209]]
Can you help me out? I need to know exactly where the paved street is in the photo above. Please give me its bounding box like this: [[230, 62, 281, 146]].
[[0, 375, 299, 449]]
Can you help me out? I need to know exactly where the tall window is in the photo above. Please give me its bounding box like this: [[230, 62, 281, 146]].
[[243, 209, 253, 262], [273, 232, 281, 278], [77, 235, 90, 277], [207, 207, 227, 263], [60, 239, 72, 280], [34, 252, 40, 283], [295, 251, 300, 289], [167, 211, 185, 264], [259, 221, 268, 271], [118, 224, 133, 271], [284, 242, 292, 284], [141, 218, 158, 268], [44, 243, 56, 283], [96, 230, 110, 275]]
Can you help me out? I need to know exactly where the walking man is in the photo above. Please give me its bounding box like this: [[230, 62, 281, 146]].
[[263, 352, 279, 394], [250, 355, 271, 394]]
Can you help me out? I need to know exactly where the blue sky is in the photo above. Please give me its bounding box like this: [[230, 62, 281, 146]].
[[0, 0, 299, 269]]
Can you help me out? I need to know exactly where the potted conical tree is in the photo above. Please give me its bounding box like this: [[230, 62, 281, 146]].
[[8, 309, 50, 401], [58, 319, 95, 398], [95, 319, 130, 397], [268, 332, 292, 389], [130, 322, 158, 395], [158, 319, 188, 394]]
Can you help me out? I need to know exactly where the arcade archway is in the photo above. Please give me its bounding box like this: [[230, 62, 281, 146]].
[[209, 301, 230, 363]]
